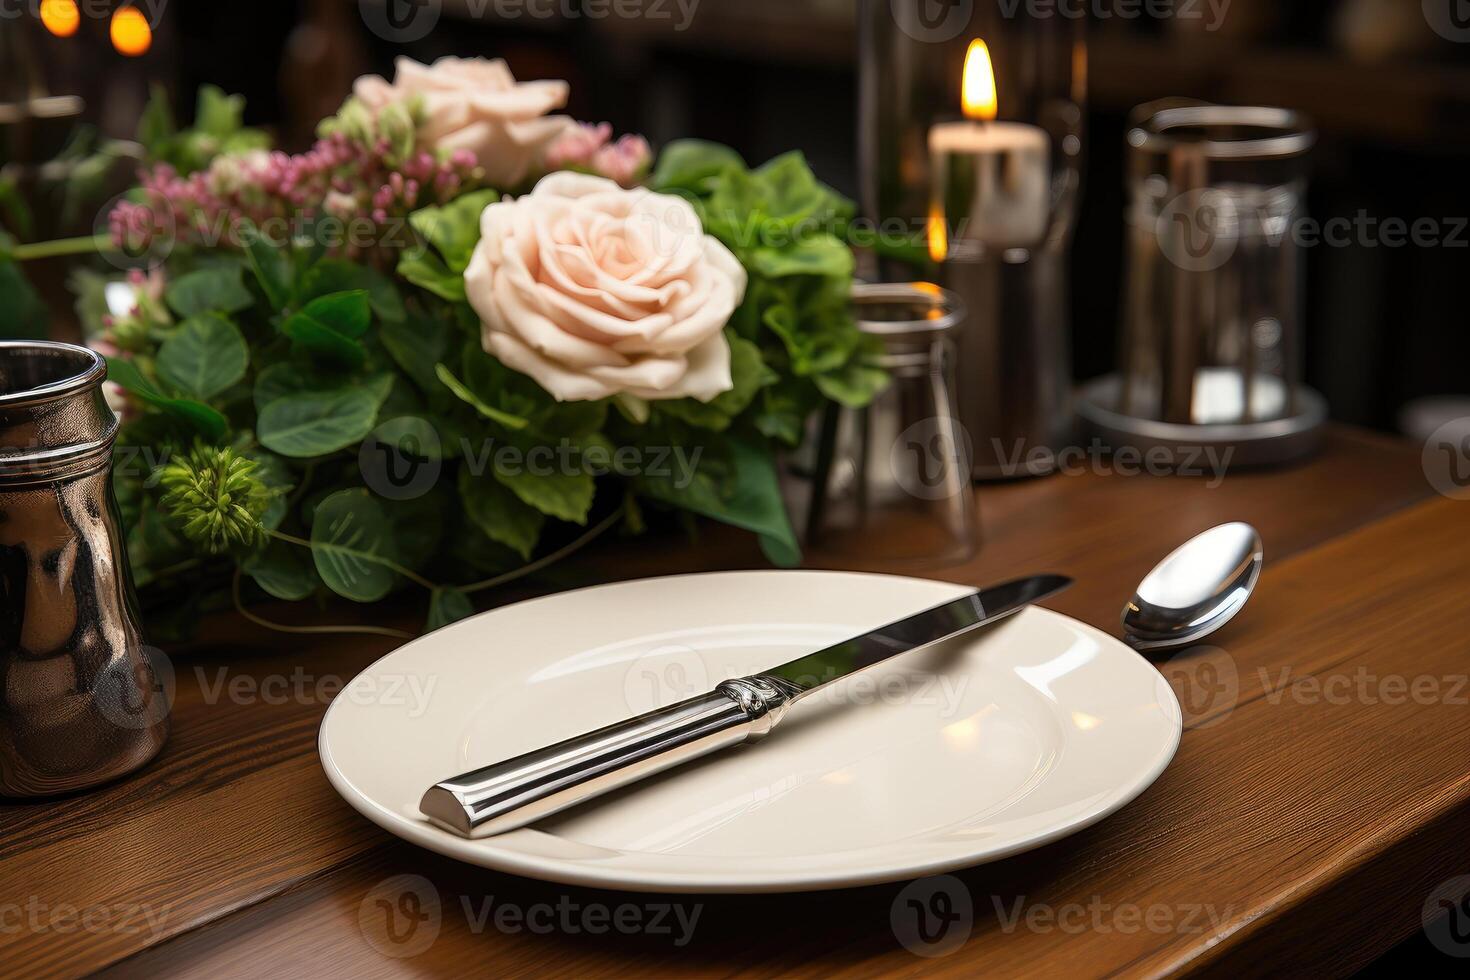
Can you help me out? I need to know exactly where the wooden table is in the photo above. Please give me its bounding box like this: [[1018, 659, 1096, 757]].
[[4, 427, 1468, 978]]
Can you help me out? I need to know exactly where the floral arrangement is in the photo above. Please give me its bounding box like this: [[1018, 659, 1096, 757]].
[[0, 57, 883, 636]]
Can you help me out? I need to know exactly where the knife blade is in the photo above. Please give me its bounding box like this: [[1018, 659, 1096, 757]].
[[420, 573, 1071, 838]]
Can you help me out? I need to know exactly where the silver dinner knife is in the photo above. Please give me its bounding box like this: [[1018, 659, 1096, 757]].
[[420, 573, 1071, 838]]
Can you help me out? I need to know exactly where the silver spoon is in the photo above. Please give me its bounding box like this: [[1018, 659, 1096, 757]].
[[1122, 522, 1264, 653]]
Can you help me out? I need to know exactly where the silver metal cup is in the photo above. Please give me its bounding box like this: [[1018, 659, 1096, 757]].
[[0, 341, 168, 797]]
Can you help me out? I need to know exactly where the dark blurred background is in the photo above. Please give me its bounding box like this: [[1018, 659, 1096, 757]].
[[6, 0, 1470, 435]]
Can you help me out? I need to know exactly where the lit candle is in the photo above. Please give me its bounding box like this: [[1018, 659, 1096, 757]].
[[928, 39, 1051, 254]]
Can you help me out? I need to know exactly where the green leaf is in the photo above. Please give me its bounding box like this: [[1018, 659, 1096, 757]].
[[374, 415, 447, 459], [0, 258, 48, 339], [814, 358, 890, 409], [297, 259, 404, 322], [195, 85, 246, 137], [136, 83, 176, 155], [0, 175, 34, 240], [754, 151, 853, 230], [458, 466, 544, 560], [281, 290, 370, 367], [397, 249, 465, 301], [382, 315, 453, 393], [294, 290, 371, 337], [280, 320, 364, 370], [427, 587, 475, 632], [491, 440, 596, 524], [257, 387, 381, 458], [164, 265, 254, 318], [754, 381, 816, 447], [435, 363, 529, 430], [243, 540, 319, 600], [309, 489, 399, 602], [105, 357, 228, 439], [650, 140, 745, 193], [253, 362, 311, 411], [155, 313, 249, 399], [750, 235, 854, 279], [245, 448, 294, 530], [408, 189, 498, 273], [639, 433, 799, 567], [244, 233, 292, 308]]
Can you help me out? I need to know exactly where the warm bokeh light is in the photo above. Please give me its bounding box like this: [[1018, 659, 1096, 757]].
[[961, 38, 998, 122], [927, 205, 948, 264], [39, 0, 80, 37], [110, 6, 152, 57]]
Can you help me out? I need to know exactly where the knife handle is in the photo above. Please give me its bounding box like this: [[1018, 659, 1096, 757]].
[[419, 674, 801, 838]]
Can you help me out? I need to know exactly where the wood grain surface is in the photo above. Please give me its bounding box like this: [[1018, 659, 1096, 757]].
[[3, 427, 1466, 979]]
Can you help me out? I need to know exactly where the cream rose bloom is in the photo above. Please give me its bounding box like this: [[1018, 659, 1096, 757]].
[[464, 173, 747, 403], [353, 56, 573, 189]]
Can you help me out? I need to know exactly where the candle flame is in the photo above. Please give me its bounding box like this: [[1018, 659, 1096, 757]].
[[111, 6, 153, 57], [40, 0, 80, 37], [927, 205, 948, 264], [962, 39, 998, 122]]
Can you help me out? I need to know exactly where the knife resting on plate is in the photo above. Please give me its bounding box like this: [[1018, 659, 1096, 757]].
[[420, 573, 1071, 838]]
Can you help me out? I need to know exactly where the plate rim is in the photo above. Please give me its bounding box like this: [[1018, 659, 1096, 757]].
[[319, 569, 1183, 893]]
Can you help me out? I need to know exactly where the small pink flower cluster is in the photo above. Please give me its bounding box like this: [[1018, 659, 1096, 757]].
[[543, 122, 653, 188], [109, 133, 481, 262]]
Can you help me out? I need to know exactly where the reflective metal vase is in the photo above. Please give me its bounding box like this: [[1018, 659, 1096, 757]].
[[0, 341, 168, 797]]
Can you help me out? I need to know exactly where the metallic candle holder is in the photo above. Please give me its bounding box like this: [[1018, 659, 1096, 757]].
[[0, 342, 168, 797], [859, 3, 1085, 479], [1078, 101, 1327, 467]]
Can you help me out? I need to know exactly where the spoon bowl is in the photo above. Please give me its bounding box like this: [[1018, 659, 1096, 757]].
[[1122, 522, 1263, 653]]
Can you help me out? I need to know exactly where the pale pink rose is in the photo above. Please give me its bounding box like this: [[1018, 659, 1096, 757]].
[[543, 122, 613, 170], [544, 123, 652, 188], [591, 135, 652, 188], [352, 56, 574, 189], [464, 172, 746, 403]]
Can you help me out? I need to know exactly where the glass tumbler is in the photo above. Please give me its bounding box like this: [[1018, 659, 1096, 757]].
[[1120, 102, 1316, 427], [802, 283, 977, 567]]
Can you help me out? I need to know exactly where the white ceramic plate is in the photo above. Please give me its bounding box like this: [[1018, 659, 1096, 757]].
[[319, 571, 1182, 893]]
